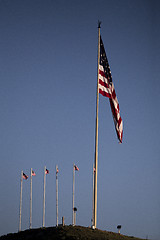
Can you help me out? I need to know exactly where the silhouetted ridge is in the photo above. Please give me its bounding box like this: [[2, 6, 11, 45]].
[[0, 225, 144, 240]]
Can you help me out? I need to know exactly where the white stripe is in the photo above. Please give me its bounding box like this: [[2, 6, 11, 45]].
[[99, 73, 112, 95], [99, 65, 104, 71], [112, 98, 119, 113], [119, 121, 123, 132], [110, 83, 120, 115], [99, 66, 110, 85], [116, 120, 123, 133], [99, 74, 109, 84], [99, 84, 112, 95]]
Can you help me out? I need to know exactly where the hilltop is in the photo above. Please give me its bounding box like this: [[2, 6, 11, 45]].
[[0, 225, 144, 240]]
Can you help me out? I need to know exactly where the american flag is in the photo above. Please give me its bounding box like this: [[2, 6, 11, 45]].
[[99, 36, 123, 143], [32, 170, 36, 176], [23, 172, 28, 180], [74, 165, 79, 171]]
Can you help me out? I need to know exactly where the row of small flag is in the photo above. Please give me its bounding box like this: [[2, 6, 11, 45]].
[[22, 165, 79, 180], [22, 170, 36, 179]]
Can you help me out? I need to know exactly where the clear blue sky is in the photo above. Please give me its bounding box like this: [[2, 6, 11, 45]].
[[0, 1, 160, 239]]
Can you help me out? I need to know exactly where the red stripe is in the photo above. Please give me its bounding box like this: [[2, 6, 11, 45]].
[[118, 129, 123, 143], [118, 117, 122, 126], [111, 88, 116, 99], [110, 99, 117, 118], [99, 79, 110, 89], [109, 98, 123, 143], [117, 103, 120, 112], [99, 68, 106, 78], [99, 78, 112, 98], [99, 89, 111, 98]]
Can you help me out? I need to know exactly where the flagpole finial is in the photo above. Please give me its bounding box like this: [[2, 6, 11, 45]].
[[98, 21, 101, 28]]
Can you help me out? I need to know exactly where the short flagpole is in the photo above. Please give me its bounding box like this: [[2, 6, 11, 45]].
[[19, 170, 23, 232], [29, 168, 32, 229], [56, 165, 58, 227], [93, 21, 101, 229], [42, 166, 46, 227], [72, 164, 75, 226]]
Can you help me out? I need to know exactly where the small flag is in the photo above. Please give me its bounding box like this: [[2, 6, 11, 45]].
[[45, 169, 49, 174], [23, 173, 28, 180], [99, 36, 123, 143], [32, 170, 36, 176], [74, 165, 79, 171]]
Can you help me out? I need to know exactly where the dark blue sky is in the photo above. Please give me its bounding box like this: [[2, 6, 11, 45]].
[[0, 1, 160, 239]]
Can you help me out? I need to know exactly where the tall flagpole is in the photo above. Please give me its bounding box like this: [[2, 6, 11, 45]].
[[42, 166, 46, 227], [93, 21, 101, 229], [30, 168, 32, 229], [56, 165, 58, 227], [92, 163, 95, 226], [72, 164, 75, 226], [19, 170, 23, 232]]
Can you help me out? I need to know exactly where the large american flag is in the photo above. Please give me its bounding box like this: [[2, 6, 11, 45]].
[[99, 36, 123, 143]]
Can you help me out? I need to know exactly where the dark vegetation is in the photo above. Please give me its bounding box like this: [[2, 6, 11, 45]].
[[0, 225, 144, 240]]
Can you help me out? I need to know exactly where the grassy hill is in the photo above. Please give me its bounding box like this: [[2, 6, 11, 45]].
[[0, 225, 144, 240]]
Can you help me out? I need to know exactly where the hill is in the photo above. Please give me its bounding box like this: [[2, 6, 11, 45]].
[[0, 225, 144, 240]]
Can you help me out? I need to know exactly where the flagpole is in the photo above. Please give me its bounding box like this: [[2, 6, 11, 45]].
[[56, 165, 58, 227], [30, 168, 32, 229], [19, 170, 23, 232], [72, 164, 75, 226], [92, 163, 95, 226], [93, 21, 101, 229], [43, 166, 46, 227]]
